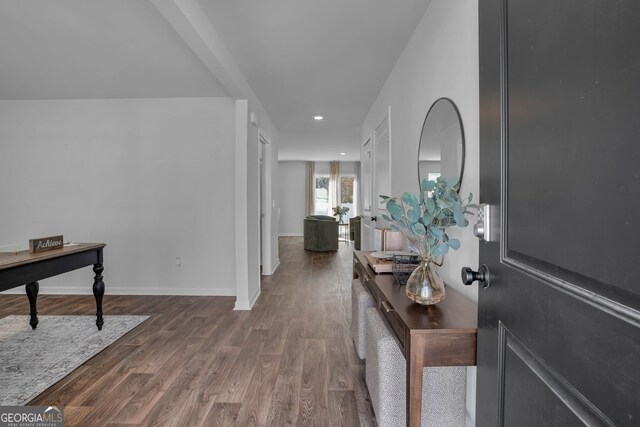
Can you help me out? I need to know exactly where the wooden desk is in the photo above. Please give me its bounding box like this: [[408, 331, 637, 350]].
[[353, 250, 477, 427], [0, 243, 107, 330]]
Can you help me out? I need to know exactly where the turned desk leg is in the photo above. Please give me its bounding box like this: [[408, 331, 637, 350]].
[[26, 281, 39, 330], [93, 263, 105, 330], [407, 337, 425, 427]]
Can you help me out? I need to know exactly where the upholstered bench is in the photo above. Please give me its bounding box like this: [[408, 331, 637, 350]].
[[351, 278, 374, 359], [365, 307, 466, 427]]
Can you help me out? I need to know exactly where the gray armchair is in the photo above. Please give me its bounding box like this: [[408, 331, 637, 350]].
[[304, 215, 339, 251]]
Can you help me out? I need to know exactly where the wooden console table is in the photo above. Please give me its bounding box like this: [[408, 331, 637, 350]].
[[0, 243, 107, 330], [353, 250, 477, 427]]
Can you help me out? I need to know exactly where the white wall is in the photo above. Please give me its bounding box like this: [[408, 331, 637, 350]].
[[277, 161, 306, 236], [0, 98, 237, 296], [361, 1, 479, 425]]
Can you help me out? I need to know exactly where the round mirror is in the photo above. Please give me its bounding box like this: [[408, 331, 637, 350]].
[[417, 98, 465, 190]]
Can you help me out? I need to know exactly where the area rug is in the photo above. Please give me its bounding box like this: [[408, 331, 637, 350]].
[[0, 314, 149, 405]]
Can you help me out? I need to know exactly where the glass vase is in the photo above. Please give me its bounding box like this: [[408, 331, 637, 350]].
[[405, 258, 446, 305]]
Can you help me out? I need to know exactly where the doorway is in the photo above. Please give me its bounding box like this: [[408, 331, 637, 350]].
[[360, 110, 391, 251]]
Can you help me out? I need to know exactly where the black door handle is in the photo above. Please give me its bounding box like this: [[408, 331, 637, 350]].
[[461, 265, 491, 288], [371, 216, 377, 222]]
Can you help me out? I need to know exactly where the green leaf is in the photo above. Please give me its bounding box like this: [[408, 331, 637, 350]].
[[407, 209, 420, 223], [395, 221, 408, 230], [431, 245, 441, 257], [389, 224, 400, 232], [381, 213, 392, 222], [401, 192, 419, 209], [430, 227, 444, 238], [413, 222, 427, 235], [449, 238, 461, 250], [420, 212, 433, 225], [379, 195, 391, 201], [436, 199, 450, 209], [386, 200, 403, 219], [421, 179, 436, 192], [452, 203, 466, 225], [426, 198, 436, 214]]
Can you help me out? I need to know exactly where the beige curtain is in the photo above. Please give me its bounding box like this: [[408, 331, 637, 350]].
[[306, 161, 315, 216], [329, 161, 340, 213]]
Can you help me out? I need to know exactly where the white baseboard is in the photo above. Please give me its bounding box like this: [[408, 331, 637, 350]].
[[263, 259, 280, 276], [0, 286, 236, 297], [234, 286, 261, 310], [249, 286, 261, 306], [234, 299, 251, 310], [278, 233, 303, 237]]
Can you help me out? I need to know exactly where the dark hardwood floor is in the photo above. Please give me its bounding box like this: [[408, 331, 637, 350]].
[[0, 237, 376, 426]]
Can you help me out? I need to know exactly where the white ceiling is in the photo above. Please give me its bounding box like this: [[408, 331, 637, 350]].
[[0, 1, 228, 99], [198, 0, 431, 160], [0, 0, 431, 161]]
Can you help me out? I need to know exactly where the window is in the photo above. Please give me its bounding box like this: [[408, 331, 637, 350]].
[[315, 176, 329, 215], [341, 177, 354, 203]]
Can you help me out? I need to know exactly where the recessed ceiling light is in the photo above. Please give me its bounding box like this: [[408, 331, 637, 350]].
[[340, 152, 347, 156], [313, 115, 324, 121]]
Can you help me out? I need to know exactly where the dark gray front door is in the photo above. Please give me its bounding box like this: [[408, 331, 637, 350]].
[[477, 1, 640, 425]]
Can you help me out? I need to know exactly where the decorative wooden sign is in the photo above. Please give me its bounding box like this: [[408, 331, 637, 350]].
[[29, 235, 64, 253]]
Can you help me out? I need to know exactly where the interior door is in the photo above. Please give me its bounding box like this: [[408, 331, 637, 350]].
[[373, 113, 391, 250], [476, 1, 640, 426]]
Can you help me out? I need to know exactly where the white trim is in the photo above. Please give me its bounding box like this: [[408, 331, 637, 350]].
[[263, 259, 280, 276], [235, 286, 261, 310], [259, 128, 274, 281], [1, 287, 236, 296], [249, 286, 261, 306], [278, 233, 303, 237], [373, 108, 391, 214], [250, 111, 260, 127], [360, 134, 374, 250], [234, 299, 252, 310], [235, 100, 250, 310], [387, 105, 392, 197]]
